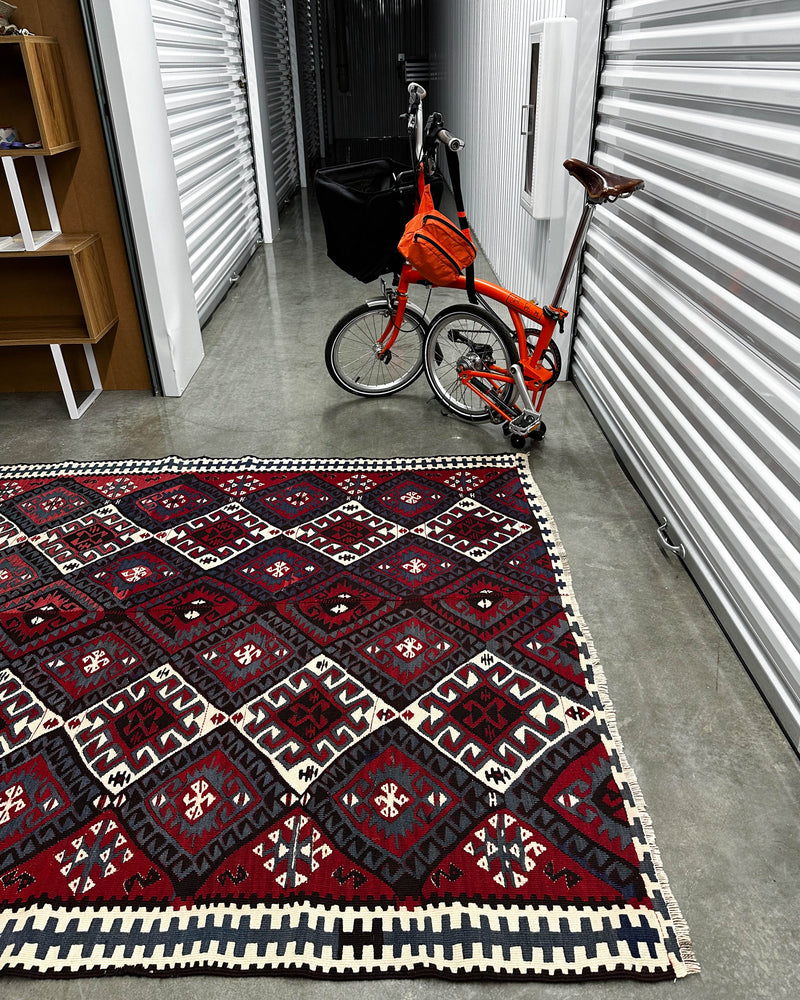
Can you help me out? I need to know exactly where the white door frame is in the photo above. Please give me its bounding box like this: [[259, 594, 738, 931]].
[[89, 0, 282, 395]]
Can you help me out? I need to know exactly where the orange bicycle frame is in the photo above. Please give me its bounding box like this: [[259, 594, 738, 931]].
[[376, 267, 566, 421]]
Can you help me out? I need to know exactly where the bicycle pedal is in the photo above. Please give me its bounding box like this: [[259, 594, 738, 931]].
[[509, 413, 540, 434]]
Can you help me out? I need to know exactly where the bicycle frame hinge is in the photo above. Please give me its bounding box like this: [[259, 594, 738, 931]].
[[543, 305, 567, 334], [657, 518, 686, 559]]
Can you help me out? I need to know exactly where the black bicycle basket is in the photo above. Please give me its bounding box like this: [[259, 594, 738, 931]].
[[315, 158, 442, 283]]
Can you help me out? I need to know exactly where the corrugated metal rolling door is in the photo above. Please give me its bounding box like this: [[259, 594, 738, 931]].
[[293, 0, 323, 166], [571, 1, 800, 747], [260, 0, 300, 208], [151, 0, 261, 324]]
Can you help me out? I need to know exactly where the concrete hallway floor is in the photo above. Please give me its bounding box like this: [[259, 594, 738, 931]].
[[0, 192, 798, 999]]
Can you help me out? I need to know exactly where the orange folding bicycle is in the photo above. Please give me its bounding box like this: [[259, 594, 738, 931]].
[[320, 84, 644, 449]]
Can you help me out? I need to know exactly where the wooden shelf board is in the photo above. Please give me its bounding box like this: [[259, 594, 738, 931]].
[[0, 230, 61, 252], [0, 143, 80, 157], [0, 233, 97, 257], [0, 36, 58, 45], [0, 315, 91, 346]]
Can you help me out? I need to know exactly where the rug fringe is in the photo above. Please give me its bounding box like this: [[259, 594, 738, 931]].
[[513, 455, 700, 978]]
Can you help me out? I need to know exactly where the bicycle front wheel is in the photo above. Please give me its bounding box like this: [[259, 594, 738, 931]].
[[423, 305, 517, 421], [325, 300, 427, 396]]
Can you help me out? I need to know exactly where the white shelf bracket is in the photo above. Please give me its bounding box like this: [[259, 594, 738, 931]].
[[1, 156, 61, 251], [49, 343, 103, 419], [2, 157, 36, 251], [35, 157, 62, 235]]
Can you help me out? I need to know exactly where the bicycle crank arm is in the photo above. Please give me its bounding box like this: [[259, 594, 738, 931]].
[[507, 363, 542, 434]]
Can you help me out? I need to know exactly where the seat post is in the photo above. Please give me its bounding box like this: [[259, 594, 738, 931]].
[[548, 201, 596, 309]]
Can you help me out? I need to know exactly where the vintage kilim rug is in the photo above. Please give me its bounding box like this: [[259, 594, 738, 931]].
[[0, 455, 697, 981]]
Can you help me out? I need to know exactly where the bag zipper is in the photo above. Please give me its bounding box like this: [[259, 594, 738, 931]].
[[422, 214, 474, 249], [413, 234, 462, 274]]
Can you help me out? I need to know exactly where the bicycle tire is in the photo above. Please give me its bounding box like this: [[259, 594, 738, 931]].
[[325, 300, 427, 396], [423, 305, 517, 421]]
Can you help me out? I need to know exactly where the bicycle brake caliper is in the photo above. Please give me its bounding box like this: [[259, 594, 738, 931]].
[[381, 278, 398, 313]]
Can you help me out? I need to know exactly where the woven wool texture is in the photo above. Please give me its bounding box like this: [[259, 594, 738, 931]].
[[0, 455, 697, 980]]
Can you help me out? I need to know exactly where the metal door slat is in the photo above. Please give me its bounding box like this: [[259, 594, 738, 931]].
[[151, 0, 261, 323], [192, 210, 259, 289], [574, 0, 800, 747], [601, 61, 800, 106], [152, 0, 226, 16], [164, 88, 241, 114], [259, 0, 300, 209], [592, 210, 800, 377], [597, 96, 800, 160], [595, 148, 800, 272], [574, 330, 800, 704], [177, 142, 255, 192], [595, 123, 799, 214], [606, 11, 797, 52], [188, 197, 259, 259], [581, 253, 800, 522]]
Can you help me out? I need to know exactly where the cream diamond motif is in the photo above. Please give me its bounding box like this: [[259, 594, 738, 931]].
[[283, 499, 406, 565], [413, 497, 531, 561], [404, 652, 591, 791], [231, 655, 396, 792]]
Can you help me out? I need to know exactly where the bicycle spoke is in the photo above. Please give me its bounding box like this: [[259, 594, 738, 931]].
[[326, 303, 426, 396], [423, 307, 515, 421]]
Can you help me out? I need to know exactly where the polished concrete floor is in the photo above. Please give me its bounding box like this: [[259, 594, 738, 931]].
[[0, 193, 798, 999]]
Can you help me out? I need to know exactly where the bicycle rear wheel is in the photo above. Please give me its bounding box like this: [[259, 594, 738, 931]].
[[325, 300, 427, 396], [423, 305, 516, 421]]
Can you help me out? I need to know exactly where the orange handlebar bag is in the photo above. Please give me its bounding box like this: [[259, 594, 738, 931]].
[[398, 164, 476, 285]]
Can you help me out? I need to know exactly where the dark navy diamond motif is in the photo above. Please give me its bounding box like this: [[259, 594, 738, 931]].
[[306, 721, 492, 896], [118, 726, 290, 896]]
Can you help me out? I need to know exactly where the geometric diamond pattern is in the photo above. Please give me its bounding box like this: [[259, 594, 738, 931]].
[[432, 568, 535, 638], [28, 505, 151, 574], [0, 550, 40, 595], [0, 456, 694, 983], [231, 655, 395, 793], [366, 541, 456, 591], [0, 668, 63, 756], [130, 577, 256, 654], [285, 500, 405, 565], [0, 581, 105, 658], [66, 664, 226, 791], [155, 503, 282, 569], [276, 571, 393, 646], [0, 513, 25, 550], [412, 497, 530, 561], [405, 652, 592, 791]]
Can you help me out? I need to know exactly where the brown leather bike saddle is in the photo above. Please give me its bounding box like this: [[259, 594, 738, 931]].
[[563, 159, 645, 203]]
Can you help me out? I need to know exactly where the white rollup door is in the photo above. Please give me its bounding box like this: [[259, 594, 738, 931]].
[[259, 0, 301, 209], [572, 1, 800, 747], [151, 0, 261, 324]]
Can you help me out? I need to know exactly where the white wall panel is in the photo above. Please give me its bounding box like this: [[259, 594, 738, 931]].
[[572, 0, 800, 747], [430, 0, 603, 359]]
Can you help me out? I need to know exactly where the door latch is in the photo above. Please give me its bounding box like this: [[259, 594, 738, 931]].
[[657, 518, 685, 559]]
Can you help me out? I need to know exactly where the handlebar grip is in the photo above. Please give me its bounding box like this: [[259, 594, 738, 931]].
[[437, 128, 465, 152]]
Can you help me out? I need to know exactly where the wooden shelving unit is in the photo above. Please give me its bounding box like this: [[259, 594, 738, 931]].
[[0, 35, 79, 154], [0, 235, 117, 345], [0, 34, 117, 417]]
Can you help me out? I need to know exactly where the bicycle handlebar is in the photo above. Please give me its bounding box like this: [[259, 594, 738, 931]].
[[406, 82, 465, 159], [436, 128, 465, 152]]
